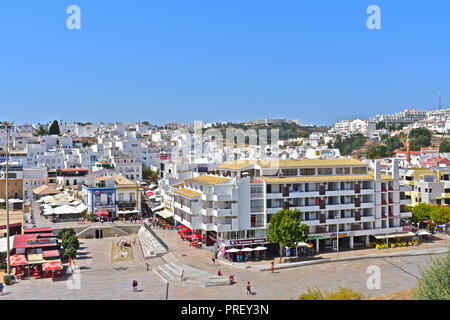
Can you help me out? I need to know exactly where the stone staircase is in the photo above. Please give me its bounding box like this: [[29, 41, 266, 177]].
[[152, 253, 230, 287], [138, 226, 168, 259]]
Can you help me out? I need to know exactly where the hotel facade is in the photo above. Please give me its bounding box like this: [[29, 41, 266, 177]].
[[166, 158, 412, 252]]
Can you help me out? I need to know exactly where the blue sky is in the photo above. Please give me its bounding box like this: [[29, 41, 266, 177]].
[[0, 1, 449, 126]]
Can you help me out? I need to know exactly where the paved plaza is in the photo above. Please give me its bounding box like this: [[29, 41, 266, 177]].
[[1, 225, 447, 300]]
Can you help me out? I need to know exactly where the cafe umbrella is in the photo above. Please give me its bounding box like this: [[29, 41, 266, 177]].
[[10, 254, 28, 266], [187, 233, 201, 239]]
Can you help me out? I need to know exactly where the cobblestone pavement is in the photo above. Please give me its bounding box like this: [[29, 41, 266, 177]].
[[0, 227, 445, 300]]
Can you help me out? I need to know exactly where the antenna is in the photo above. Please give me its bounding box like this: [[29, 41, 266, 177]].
[[439, 86, 442, 110]]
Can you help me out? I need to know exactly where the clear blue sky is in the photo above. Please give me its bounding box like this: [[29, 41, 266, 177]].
[[0, 1, 449, 126]]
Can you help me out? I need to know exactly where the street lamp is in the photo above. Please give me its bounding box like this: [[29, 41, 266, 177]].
[[334, 214, 340, 258], [1, 121, 13, 275]]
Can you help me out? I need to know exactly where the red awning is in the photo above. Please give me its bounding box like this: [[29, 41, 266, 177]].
[[10, 254, 28, 266], [43, 250, 60, 258], [142, 186, 149, 189], [24, 227, 53, 234], [38, 233, 55, 238], [187, 233, 201, 239], [42, 261, 63, 271], [181, 227, 191, 232]]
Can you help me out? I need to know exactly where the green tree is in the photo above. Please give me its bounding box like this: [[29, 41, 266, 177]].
[[409, 128, 431, 151], [58, 228, 76, 240], [413, 252, 450, 300], [411, 203, 431, 222], [267, 208, 308, 262], [430, 205, 450, 224], [35, 125, 48, 136], [439, 140, 450, 153], [62, 247, 77, 261], [48, 120, 60, 135], [376, 121, 386, 130]]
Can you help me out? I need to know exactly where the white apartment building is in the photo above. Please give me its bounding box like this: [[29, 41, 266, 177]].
[[167, 158, 412, 253], [23, 166, 48, 201], [110, 154, 142, 182]]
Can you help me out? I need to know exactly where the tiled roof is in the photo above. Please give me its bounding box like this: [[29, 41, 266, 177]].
[[185, 175, 231, 185], [173, 188, 202, 199]]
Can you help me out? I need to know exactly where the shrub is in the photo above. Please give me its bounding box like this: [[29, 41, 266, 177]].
[[3, 274, 15, 285], [298, 287, 363, 300], [413, 252, 450, 300]]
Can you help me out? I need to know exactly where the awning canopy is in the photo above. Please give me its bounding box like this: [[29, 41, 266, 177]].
[[146, 191, 154, 196], [152, 204, 165, 212], [373, 231, 416, 240], [415, 230, 432, 236], [42, 261, 63, 271], [10, 254, 28, 266], [43, 250, 60, 258], [187, 233, 201, 239], [156, 209, 174, 219]]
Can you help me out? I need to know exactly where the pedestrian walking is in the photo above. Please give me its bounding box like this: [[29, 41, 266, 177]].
[[132, 280, 138, 292], [246, 281, 252, 295], [271, 261, 274, 273], [212, 256, 216, 264], [180, 269, 184, 281], [0, 282, 4, 296]]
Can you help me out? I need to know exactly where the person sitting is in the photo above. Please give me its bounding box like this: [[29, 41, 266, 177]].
[[217, 269, 222, 276]]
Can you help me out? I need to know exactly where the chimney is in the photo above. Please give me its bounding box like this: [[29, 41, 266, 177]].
[[406, 139, 411, 164], [374, 160, 381, 181], [392, 159, 399, 179]]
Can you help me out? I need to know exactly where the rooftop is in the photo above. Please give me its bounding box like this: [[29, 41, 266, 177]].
[[173, 188, 202, 199], [185, 175, 231, 185]]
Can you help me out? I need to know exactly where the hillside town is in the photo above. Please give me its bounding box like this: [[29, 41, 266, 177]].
[[0, 108, 449, 300]]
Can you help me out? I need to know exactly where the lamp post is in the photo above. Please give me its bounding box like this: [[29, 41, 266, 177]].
[[334, 214, 340, 258], [1, 121, 13, 275]]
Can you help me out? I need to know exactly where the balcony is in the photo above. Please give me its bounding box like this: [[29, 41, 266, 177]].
[[201, 223, 214, 231], [400, 211, 412, 218], [214, 224, 232, 232], [214, 193, 232, 201], [213, 208, 232, 217], [201, 208, 214, 216], [117, 200, 137, 206]]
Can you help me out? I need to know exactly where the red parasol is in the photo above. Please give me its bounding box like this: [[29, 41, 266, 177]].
[[146, 191, 154, 196], [187, 233, 201, 239], [42, 261, 63, 271], [181, 227, 191, 232], [10, 254, 28, 266], [95, 210, 109, 216], [142, 186, 149, 189], [176, 225, 184, 229]]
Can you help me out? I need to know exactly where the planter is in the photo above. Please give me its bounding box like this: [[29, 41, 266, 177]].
[[3, 274, 15, 285]]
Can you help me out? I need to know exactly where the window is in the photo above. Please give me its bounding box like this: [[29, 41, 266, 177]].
[[335, 168, 343, 174], [300, 168, 316, 176], [317, 168, 333, 175], [344, 167, 351, 174], [352, 167, 366, 174]]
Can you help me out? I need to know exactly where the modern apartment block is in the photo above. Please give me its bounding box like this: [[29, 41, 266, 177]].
[[401, 168, 450, 206], [167, 158, 412, 252]]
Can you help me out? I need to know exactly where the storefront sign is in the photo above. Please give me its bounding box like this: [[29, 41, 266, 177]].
[[402, 226, 411, 231], [330, 232, 349, 239], [229, 238, 267, 245], [307, 234, 323, 240], [26, 238, 57, 245]]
